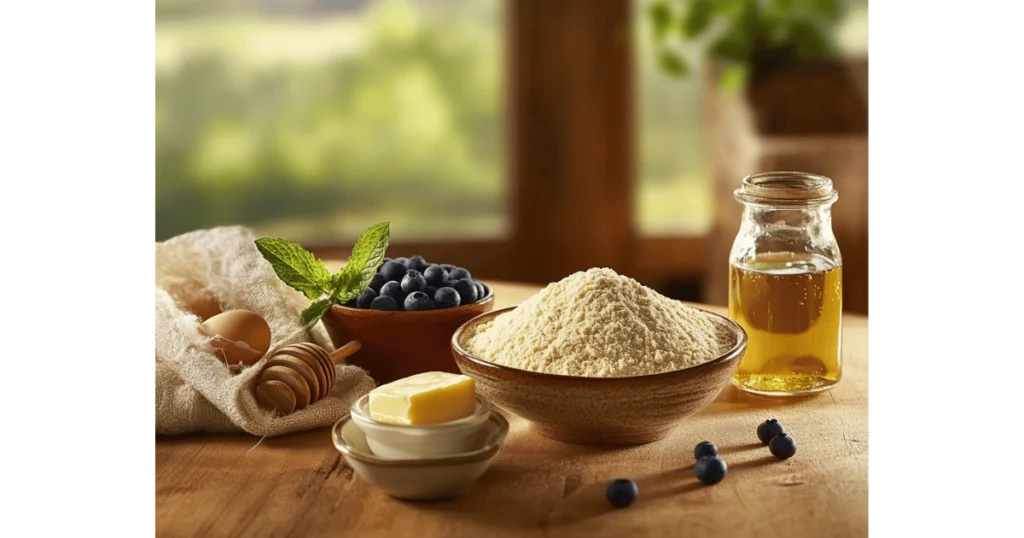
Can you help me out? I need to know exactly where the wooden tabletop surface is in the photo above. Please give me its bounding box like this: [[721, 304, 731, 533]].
[[156, 281, 868, 537]]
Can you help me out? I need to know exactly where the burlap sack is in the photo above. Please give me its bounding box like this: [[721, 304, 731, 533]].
[[155, 226, 375, 436]]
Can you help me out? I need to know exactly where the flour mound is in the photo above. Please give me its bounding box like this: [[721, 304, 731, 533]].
[[465, 268, 731, 377]]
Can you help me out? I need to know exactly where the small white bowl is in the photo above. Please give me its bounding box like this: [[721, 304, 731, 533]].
[[332, 410, 509, 501], [349, 393, 492, 459]]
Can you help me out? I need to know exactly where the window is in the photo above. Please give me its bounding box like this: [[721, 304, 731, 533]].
[[156, 0, 504, 244]]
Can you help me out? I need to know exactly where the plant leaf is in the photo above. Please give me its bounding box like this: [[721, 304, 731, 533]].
[[300, 298, 334, 328], [254, 238, 331, 300], [658, 50, 690, 77], [335, 221, 390, 297], [720, 63, 749, 93], [682, 0, 714, 38], [648, 2, 673, 42]]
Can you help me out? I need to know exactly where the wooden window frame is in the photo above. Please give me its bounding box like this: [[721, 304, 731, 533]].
[[312, 0, 706, 287]]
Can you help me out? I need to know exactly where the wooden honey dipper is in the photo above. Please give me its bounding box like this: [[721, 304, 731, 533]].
[[255, 341, 362, 416]]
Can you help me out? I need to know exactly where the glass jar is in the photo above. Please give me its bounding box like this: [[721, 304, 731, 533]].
[[728, 172, 842, 396]]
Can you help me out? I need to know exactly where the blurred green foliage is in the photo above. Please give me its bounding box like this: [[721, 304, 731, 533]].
[[156, 0, 502, 242], [647, 0, 863, 89]]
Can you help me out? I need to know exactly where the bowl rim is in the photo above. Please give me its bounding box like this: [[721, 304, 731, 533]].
[[350, 393, 492, 431], [328, 282, 494, 316], [451, 305, 748, 382], [332, 410, 509, 467]]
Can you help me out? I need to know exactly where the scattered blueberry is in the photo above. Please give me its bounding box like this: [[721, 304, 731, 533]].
[[380, 281, 405, 302], [452, 278, 479, 304], [474, 280, 486, 299], [369, 273, 386, 293], [605, 479, 639, 508], [379, 260, 406, 283], [434, 287, 461, 308], [694, 441, 718, 460], [757, 419, 785, 445], [769, 433, 797, 460], [695, 456, 728, 485], [449, 267, 472, 281], [401, 270, 428, 294], [424, 265, 449, 287], [369, 295, 398, 311], [355, 288, 378, 309], [403, 291, 434, 311]]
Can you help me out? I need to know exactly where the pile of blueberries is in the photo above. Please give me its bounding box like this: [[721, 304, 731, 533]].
[[348, 255, 488, 312], [605, 418, 799, 509]]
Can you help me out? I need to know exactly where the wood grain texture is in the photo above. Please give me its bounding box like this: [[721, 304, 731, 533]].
[[157, 281, 868, 537]]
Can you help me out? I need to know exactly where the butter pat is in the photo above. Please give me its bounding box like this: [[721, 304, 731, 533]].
[[368, 372, 477, 425]]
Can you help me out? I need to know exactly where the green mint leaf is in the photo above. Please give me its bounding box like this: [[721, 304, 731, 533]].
[[300, 298, 334, 328], [255, 238, 332, 300], [330, 272, 350, 296], [335, 221, 390, 297]]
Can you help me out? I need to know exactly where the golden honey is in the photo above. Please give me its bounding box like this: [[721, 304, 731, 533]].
[[729, 252, 842, 395]]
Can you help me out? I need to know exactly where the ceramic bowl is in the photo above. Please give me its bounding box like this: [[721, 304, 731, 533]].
[[451, 306, 747, 446], [322, 283, 494, 384], [332, 409, 509, 501], [349, 393, 492, 459]]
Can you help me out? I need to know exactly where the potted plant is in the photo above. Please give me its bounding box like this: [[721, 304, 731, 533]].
[[646, 0, 866, 135]]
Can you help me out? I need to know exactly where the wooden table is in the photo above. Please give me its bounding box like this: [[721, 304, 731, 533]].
[[157, 281, 868, 537]]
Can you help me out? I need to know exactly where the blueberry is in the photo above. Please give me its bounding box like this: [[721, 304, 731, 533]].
[[440, 264, 457, 272], [449, 267, 472, 281], [434, 287, 461, 309], [452, 278, 478, 304], [368, 273, 386, 293], [694, 441, 718, 460], [379, 260, 406, 283], [757, 418, 785, 445], [380, 281, 405, 302], [401, 270, 428, 294], [382, 257, 392, 264], [369, 295, 398, 311], [403, 291, 434, 311], [407, 255, 429, 272], [424, 265, 449, 287], [474, 280, 486, 299], [344, 298, 357, 307], [694, 456, 728, 485], [355, 288, 378, 309], [769, 433, 797, 460], [605, 479, 638, 508], [426, 286, 438, 297]]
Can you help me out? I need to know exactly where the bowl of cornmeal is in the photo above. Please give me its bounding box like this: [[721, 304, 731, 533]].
[[451, 268, 746, 445]]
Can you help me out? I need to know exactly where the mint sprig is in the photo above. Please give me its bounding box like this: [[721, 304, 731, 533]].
[[256, 221, 391, 328]]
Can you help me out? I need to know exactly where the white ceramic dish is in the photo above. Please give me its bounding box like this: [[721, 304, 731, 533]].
[[332, 410, 509, 501], [349, 393, 492, 459]]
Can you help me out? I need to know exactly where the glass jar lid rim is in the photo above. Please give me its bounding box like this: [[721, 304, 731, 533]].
[[734, 171, 838, 206]]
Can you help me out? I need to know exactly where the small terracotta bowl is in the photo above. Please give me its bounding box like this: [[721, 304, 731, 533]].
[[322, 284, 494, 384], [451, 306, 747, 446]]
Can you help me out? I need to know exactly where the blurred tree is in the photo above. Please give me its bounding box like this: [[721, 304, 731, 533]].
[[156, 0, 502, 242]]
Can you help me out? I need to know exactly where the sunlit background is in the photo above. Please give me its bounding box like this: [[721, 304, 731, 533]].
[[156, 0, 868, 309]]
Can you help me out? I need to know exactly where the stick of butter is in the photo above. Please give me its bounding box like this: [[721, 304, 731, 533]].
[[368, 372, 477, 425]]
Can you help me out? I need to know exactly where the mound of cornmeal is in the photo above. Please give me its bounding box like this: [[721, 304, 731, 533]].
[[465, 268, 733, 377]]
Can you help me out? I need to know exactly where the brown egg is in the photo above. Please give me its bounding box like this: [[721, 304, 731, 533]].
[[198, 309, 272, 367]]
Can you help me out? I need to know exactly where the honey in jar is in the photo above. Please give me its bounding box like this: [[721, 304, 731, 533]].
[[729, 172, 843, 396]]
